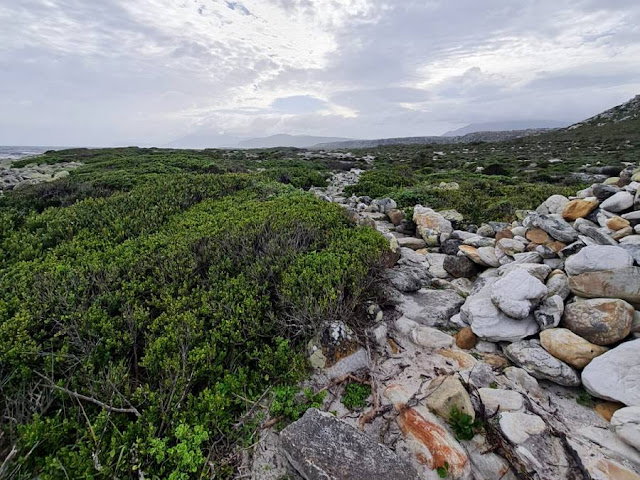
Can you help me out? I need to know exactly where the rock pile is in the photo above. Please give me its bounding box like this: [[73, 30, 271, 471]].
[[0, 159, 82, 192], [251, 165, 640, 480]]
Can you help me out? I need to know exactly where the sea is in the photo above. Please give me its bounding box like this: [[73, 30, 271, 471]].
[[0, 146, 65, 163]]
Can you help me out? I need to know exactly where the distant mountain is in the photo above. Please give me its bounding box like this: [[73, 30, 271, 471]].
[[237, 134, 353, 149], [442, 120, 567, 137], [311, 129, 554, 150]]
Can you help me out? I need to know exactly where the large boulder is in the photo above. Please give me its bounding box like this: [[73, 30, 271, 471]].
[[396, 289, 464, 327], [611, 407, 640, 451], [565, 245, 634, 276], [384, 264, 431, 292], [562, 298, 634, 345], [601, 191, 635, 212], [280, 408, 420, 480], [468, 297, 540, 342], [413, 206, 453, 240], [568, 267, 640, 306], [504, 339, 581, 386], [582, 339, 640, 406], [490, 269, 548, 319], [539, 328, 608, 369]]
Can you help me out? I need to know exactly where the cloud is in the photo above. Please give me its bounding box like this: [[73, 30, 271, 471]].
[[0, 0, 639, 145]]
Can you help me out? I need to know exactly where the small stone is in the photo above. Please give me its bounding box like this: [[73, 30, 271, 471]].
[[425, 375, 475, 421], [496, 238, 526, 256], [534, 295, 564, 330], [408, 326, 454, 350], [607, 216, 632, 231], [545, 270, 570, 299], [562, 298, 634, 346], [387, 208, 405, 226], [478, 388, 524, 414], [525, 228, 550, 244], [498, 412, 547, 444], [562, 198, 599, 221], [455, 327, 478, 349], [614, 227, 634, 241], [397, 237, 427, 250], [495, 229, 513, 242], [539, 328, 608, 369], [529, 214, 579, 243]]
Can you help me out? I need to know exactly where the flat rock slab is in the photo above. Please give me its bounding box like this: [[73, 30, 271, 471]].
[[280, 408, 420, 480], [396, 289, 464, 327]]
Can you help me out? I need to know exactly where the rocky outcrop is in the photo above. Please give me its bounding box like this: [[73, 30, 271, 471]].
[[280, 409, 420, 480]]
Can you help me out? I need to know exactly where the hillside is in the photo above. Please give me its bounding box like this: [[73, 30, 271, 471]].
[[442, 120, 567, 136]]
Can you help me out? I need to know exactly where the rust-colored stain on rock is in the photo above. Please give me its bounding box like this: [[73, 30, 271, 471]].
[[397, 406, 468, 474]]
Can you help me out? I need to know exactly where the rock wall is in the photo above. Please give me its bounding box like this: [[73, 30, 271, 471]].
[[250, 164, 640, 480]]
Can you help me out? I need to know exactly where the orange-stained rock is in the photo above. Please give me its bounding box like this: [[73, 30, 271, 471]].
[[455, 327, 478, 350], [607, 216, 631, 231], [526, 228, 550, 244], [495, 229, 513, 241], [439, 349, 477, 369], [562, 199, 598, 221], [595, 401, 625, 422], [591, 458, 640, 480], [546, 240, 567, 253], [385, 385, 470, 479]]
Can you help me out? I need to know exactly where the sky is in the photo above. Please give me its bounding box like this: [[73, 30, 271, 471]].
[[1, 0, 640, 146]]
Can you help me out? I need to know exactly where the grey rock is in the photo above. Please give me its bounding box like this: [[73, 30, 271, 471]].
[[568, 267, 640, 306], [559, 241, 586, 258], [372, 197, 397, 214], [619, 244, 640, 264], [534, 295, 564, 330], [468, 297, 540, 342], [443, 255, 478, 278], [529, 214, 579, 243], [280, 409, 420, 480], [496, 262, 551, 282], [583, 339, 640, 406], [601, 191, 635, 212], [491, 269, 548, 319], [565, 245, 634, 276], [593, 183, 620, 201], [577, 225, 618, 246], [384, 264, 431, 292], [545, 271, 570, 300], [504, 340, 581, 386], [441, 238, 463, 255], [396, 289, 464, 327], [536, 194, 569, 215], [611, 407, 640, 451]]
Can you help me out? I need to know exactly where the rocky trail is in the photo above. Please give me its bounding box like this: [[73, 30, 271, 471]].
[[248, 164, 640, 480]]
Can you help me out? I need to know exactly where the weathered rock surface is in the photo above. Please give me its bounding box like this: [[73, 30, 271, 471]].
[[280, 408, 420, 480], [583, 339, 640, 406], [396, 289, 464, 327], [602, 191, 635, 212], [443, 254, 478, 278], [490, 269, 548, 319], [565, 246, 634, 276], [498, 412, 547, 444], [425, 375, 475, 421], [534, 294, 564, 329], [468, 297, 540, 342], [562, 298, 634, 345], [478, 388, 524, 414], [539, 328, 609, 369], [568, 268, 640, 306], [504, 339, 581, 386], [611, 407, 640, 452]]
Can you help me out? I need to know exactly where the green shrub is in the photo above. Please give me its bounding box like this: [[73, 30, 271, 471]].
[[341, 383, 371, 410], [448, 406, 482, 441], [269, 386, 326, 426]]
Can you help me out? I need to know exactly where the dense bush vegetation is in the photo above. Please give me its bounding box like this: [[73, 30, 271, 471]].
[[0, 149, 387, 478]]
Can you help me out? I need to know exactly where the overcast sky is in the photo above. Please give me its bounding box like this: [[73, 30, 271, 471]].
[[1, 0, 640, 146]]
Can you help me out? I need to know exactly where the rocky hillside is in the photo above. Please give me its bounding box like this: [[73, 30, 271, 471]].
[[250, 163, 640, 480], [312, 128, 554, 149], [569, 95, 640, 129]]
